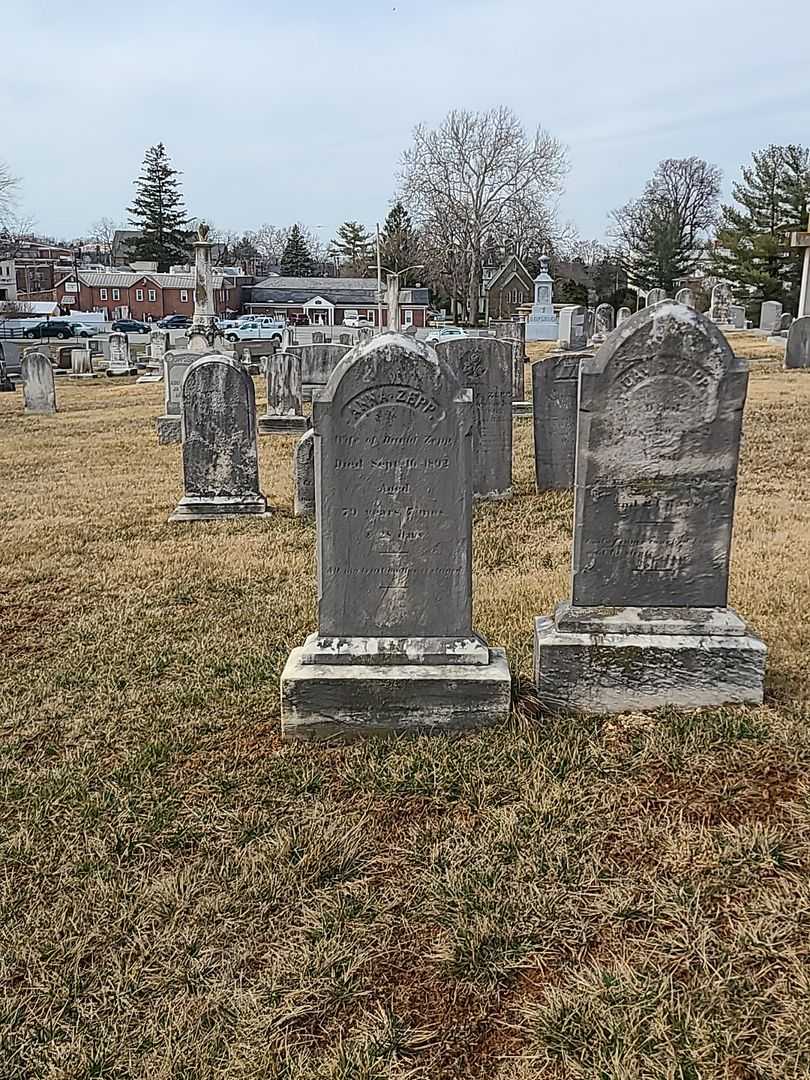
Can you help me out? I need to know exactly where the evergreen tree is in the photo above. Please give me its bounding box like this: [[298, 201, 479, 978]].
[[280, 224, 316, 276], [127, 143, 192, 271], [712, 144, 810, 313], [380, 203, 422, 284], [329, 221, 373, 276]]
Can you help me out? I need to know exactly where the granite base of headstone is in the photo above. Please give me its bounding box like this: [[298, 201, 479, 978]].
[[533, 302, 766, 714], [170, 353, 270, 522], [280, 333, 511, 740], [294, 429, 315, 518], [785, 316, 810, 369], [532, 351, 590, 491]]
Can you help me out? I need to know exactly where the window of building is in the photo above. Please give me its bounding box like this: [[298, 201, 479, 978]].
[[112, 288, 120, 301], [367, 310, 376, 323], [148, 289, 156, 302], [403, 309, 414, 326], [100, 288, 108, 300], [180, 290, 188, 303], [136, 289, 144, 302]]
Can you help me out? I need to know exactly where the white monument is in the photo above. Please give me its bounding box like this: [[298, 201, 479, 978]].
[[525, 255, 559, 342], [187, 223, 224, 354], [791, 216, 810, 318]]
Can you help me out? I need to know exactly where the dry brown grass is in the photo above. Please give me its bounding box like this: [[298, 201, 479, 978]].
[[1, 365, 810, 1078]]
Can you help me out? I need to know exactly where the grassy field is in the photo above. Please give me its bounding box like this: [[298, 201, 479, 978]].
[[2, 348, 810, 1079]]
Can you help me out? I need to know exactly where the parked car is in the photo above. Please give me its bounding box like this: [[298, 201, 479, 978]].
[[71, 321, 101, 338], [23, 320, 75, 340], [158, 314, 192, 329], [424, 326, 469, 344], [224, 319, 285, 344], [288, 313, 310, 327], [343, 316, 373, 328], [112, 319, 151, 334]]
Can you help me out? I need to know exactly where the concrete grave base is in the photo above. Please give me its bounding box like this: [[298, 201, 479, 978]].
[[156, 415, 181, 444], [257, 415, 310, 435], [169, 493, 269, 522], [281, 643, 511, 741], [533, 605, 766, 715], [105, 367, 138, 377]]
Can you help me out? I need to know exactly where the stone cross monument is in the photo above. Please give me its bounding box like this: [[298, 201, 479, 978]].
[[187, 222, 224, 354]]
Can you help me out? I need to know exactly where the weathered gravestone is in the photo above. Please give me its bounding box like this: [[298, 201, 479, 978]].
[[280, 333, 511, 740], [288, 342, 353, 400], [534, 302, 766, 713], [616, 307, 632, 326], [339, 333, 352, 345], [591, 304, 615, 344], [779, 313, 794, 333], [729, 304, 746, 330], [785, 316, 810, 369], [312, 332, 326, 343], [675, 288, 695, 308], [156, 351, 195, 444], [760, 301, 782, 332], [259, 350, 308, 434], [436, 337, 512, 499], [490, 320, 526, 399], [532, 351, 590, 491], [21, 351, 56, 414], [55, 345, 73, 370], [710, 281, 734, 324], [170, 353, 269, 521], [358, 326, 374, 344], [647, 288, 667, 305], [0, 352, 14, 392], [294, 428, 315, 518], [107, 332, 135, 376], [559, 305, 587, 350]]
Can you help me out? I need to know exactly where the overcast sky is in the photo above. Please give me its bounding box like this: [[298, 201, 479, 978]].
[[3, 0, 809, 247]]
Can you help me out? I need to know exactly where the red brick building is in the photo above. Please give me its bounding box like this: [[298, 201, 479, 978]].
[[55, 270, 244, 321]]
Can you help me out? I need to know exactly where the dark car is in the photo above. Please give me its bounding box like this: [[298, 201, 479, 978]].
[[111, 319, 151, 334], [288, 313, 310, 327], [23, 320, 74, 340], [157, 314, 191, 329]]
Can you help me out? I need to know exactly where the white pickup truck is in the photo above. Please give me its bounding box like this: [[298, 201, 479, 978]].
[[224, 318, 285, 344]]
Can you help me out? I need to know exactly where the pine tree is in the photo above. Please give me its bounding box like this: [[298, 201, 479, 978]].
[[127, 143, 192, 271], [712, 144, 810, 313], [280, 224, 316, 277], [380, 203, 422, 284], [328, 221, 373, 276]]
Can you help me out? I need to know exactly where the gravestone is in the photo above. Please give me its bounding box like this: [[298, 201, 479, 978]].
[[490, 320, 526, 398], [534, 302, 766, 713], [294, 428, 315, 518], [280, 333, 510, 740], [339, 333, 352, 345], [760, 301, 782, 332], [526, 255, 559, 341], [56, 346, 73, 370], [616, 307, 632, 326], [70, 348, 94, 376], [358, 326, 374, 344], [288, 342, 353, 400], [21, 351, 56, 414], [785, 316, 810, 369], [779, 313, 794, 332], [170, 353, 269, 521], [729, 304, 746, 330], [532, 351, 589, 491], [675, 288, 695, 308], [436, 337, 513, 499], [107, 332, 133, 376], [312, 332, 325, 344], [591, 304, 615, 344], [156, 351, 195, 444], [647, 288, 667, 305], [558, 305, 587, 350], [0, 356, 14, 392], [710, 281, 734, 324], [259, 350, 308, 434]]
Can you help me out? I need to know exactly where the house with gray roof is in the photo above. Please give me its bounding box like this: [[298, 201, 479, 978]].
[[244, 275, 430, 328]]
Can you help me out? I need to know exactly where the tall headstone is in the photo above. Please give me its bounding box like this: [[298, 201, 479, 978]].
[[729, 304, 746, 330], [21, 351, 56, 414], [490, 319, 526, 399], [591, 304, 615, 344], [647, 288, 667, 305], [259, 350, 308, 434], [294, 428, 315, 518], [106, 333, 135, 376], [71, 347, 94, 376], [170, 353, 269, 521], [534, 302, 766, 713], [675, 288, 695, 308], [187, 223, 224, 353], [616, 307, 632, 326], [558, 305, 587, 350], [526, 255, 559, 341], [436, 337, 513, 499], [710, 281, 734, 325], [759, 301, 782, 332], [785, 316, 810, 369], [280, 333, 510, 740], [148, 328, 170, 370], [532, 351, 589, 491], [156, 350, 195, 444]]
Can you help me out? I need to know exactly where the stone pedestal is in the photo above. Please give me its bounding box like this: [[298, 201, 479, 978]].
[[170, 492, 268, 522], [534, 604, 766, 714], [282, 635, 511, 741], [258, 415, 309, 435]]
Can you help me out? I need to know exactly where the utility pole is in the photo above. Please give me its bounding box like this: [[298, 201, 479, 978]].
[[376, 224, 383, 329]]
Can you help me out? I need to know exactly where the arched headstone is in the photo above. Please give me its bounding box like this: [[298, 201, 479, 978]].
[[294, 428, 315, 518], [170, 353, 269, 521], [647, 288, 667, 305], [786, 316, 810, 368], [616, 307, 632, 325], [675, 288, 695, 309], [534, 302, 765, 713], [591, 304, 615, 343], [710, 281, 733, 324], [280, 333, 510, 739], [21, 351, 56, 414]]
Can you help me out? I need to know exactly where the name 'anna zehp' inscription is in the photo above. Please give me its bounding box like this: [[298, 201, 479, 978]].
[[313, 334, 474, 639], [572, 302, 749, 608]]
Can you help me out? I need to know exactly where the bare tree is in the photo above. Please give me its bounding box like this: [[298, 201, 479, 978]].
[[400, 108, 568, 324], [89, 217, 118, 265], [0, 161, 20, 219]]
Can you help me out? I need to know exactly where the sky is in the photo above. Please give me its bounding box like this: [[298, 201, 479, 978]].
[[3, 0, 809, 247]]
